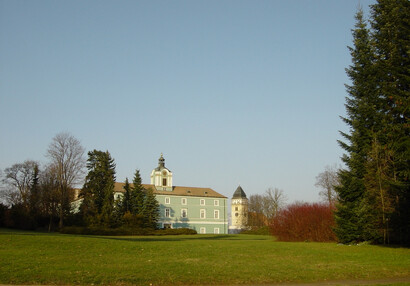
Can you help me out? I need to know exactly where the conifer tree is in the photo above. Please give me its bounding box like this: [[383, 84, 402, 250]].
[[370, 0, 410, 243], [142, 187, 160, 229], [130, 169, 145, 215], [121, 177, 131, 214], [81, 150, 116, 226], [335, 8, 381, 243], [337, 1, 409, 244], [29, 163, 40, 218]]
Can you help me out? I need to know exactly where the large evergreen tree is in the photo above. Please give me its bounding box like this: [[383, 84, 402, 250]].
[[121, 177, 131, 214], [335, 8, 381, 243], [142, 187, 160, 229], [336, 1, 409, 244], [370, 0, 410, 244], [81, 150, 116, 226], [130, 169, 145, 215]]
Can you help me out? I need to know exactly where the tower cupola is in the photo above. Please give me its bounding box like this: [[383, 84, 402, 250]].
[[150, 153, 173, 191], [157, 153, 165, 169]]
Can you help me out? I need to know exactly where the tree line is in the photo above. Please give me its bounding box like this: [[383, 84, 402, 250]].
[[335, 0, 409, 244], [0, 133, 159, 231]]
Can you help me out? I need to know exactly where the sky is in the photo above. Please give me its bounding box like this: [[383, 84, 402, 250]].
[[0, 0, 376, 203]]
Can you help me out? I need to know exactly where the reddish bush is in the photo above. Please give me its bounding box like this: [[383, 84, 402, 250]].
[[270, 202, 336, 242]]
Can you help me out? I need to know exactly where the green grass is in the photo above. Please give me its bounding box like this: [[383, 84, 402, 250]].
[[0, 228, 409, 285]]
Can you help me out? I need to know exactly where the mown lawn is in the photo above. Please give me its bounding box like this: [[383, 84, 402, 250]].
[[0, 228, 409, 285]]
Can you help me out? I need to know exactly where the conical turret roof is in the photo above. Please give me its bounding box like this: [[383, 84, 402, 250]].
[[232, 185, 247, 199]]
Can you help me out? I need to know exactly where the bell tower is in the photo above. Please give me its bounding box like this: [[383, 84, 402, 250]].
[[230, 186, 248, 230], [150, 153, 173, 191]]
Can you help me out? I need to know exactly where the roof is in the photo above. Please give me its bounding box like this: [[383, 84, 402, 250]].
[[114, 182, 227, 198], [232, 185, 247, 199], [154, 153, 171, 172]]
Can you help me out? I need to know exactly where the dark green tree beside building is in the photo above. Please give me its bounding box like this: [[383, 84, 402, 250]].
[[336, 0, 409, 244], [130, 169, 145, 215], [142, 187, 160, 229], [81, 150, 116, 227]]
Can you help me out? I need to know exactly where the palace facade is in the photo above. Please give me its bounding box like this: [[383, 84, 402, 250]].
[[73, 154, 229, 234]]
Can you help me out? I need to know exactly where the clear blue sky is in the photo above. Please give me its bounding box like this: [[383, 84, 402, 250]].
[[0, 0, 375, 203]]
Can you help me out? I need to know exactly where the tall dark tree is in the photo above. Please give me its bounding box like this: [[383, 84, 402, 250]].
[[81, 150, 116, 226], [335, 8, 381, 243], [130, 169, 145, 215], [29, 164, 41, 220], [370, 0, 410, 243], [337, 1, 409, 244], [121, 177, 131, 214], [142, 187, 159, 229]]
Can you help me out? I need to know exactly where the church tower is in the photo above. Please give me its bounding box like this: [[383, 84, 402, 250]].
[[150, 153, 173, 191], [230, 186, 248, 230]]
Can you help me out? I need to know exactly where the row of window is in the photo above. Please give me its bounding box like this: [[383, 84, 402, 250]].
[[164, 208, 220, 219], [200, 227, 219, 234], [164, 197, 220, 206]]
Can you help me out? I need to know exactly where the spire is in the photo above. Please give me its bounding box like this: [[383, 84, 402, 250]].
[[232, 185, 247, 199], [158, 153, 165, 168]]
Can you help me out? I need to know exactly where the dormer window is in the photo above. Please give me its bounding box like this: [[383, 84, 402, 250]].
[[163, 178, 167, 186]]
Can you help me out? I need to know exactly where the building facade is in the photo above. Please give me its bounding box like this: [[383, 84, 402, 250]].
[[112, 154, 228, 234]]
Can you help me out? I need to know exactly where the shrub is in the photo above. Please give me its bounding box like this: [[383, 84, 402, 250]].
[[270, 202, 336, 242], [155, 228, 197, 235], [60, 226, 197, 236]]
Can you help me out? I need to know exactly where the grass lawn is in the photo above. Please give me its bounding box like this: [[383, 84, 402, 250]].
[[0, 228, 409, 285]]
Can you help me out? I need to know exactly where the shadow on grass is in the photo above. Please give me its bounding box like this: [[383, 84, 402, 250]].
[[0, 227, 274, 242], [92, 234, 272, 243]]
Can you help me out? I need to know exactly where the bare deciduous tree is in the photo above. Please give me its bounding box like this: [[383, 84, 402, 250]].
[[1, 160, 39, 206], [248, 188, 287, 227], [264, 187, 287, 219], [47, 132, 85, 229], [315, 164, 340, 205]]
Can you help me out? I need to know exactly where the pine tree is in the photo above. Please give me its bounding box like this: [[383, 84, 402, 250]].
[[337, 1, 409, 244], [130, 169, 145, 215], [142, 187, 160, 229], [122, 178, 131, 214], [81, 150, 116, 226], [29, 163, 40, 218], [335, 8, 381, 243], [370, 0, 410, 244]]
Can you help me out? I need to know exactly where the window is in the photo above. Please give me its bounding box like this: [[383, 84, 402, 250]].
[[165, 208, 170, 218], [181, 209, 187, 218], [214, 200, 219, 206], [214, 228, 220, 234], [163, 223, 172, 229], [200, 199, 205, 206], [181, 198, 187, 205], [200, 209, 206, 219], [235, 206, 238, 211], [162, 178, 167, 186], [235, 212, 238, 217], [200, 227, 206, 234], [214, 210, 219, 219], [165, 197, 170, 204]]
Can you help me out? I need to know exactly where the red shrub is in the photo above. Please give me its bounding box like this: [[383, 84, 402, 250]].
[[270, 202, 336, 242]]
